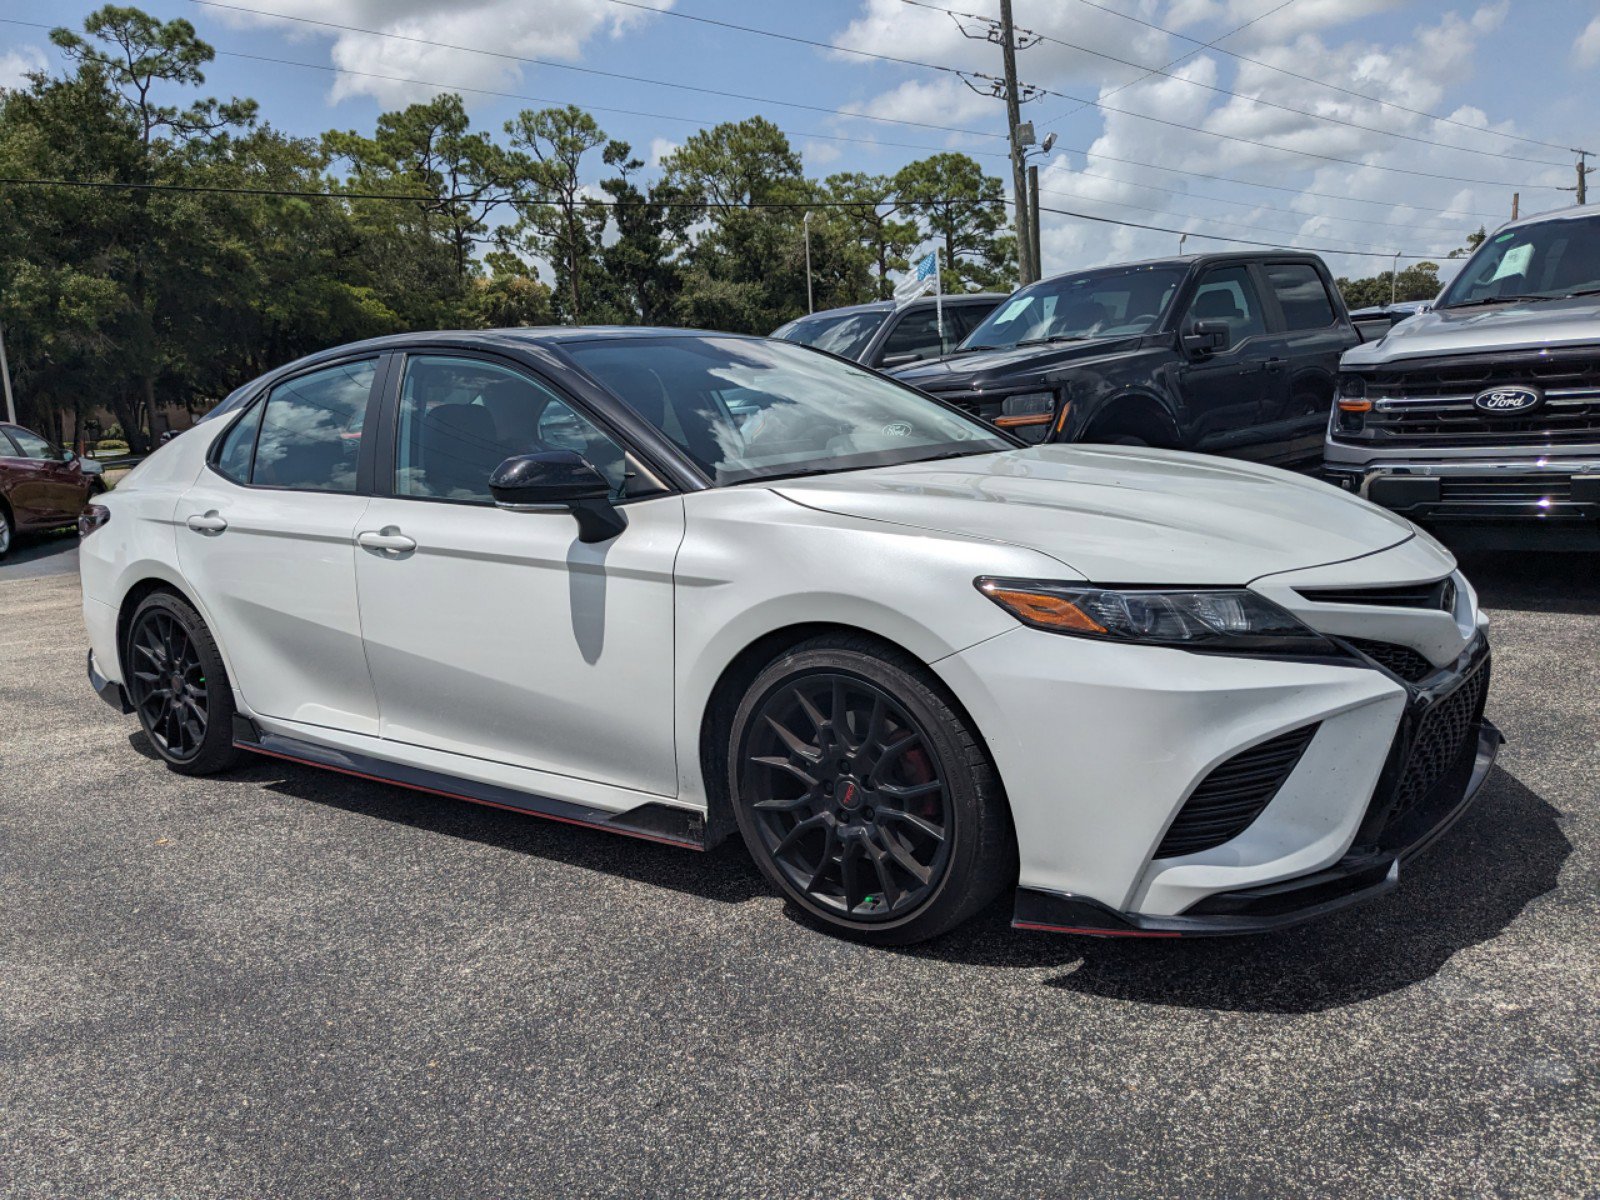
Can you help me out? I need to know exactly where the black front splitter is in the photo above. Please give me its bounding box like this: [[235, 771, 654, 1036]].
[[1013, 719, 1502, 939]]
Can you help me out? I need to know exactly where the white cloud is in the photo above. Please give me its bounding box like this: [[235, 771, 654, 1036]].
[[206, 0, 674, 108], [1575, 14, 1600, 68], [834, 0, 1555, 282], [0, 45, 46, 91], [647, 137, 679, 169]]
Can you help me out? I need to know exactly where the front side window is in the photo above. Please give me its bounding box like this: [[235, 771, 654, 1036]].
[[1438, 214, 1600, 307], [395, 355, 630, 503], [5, 426, 59, 460], [770, 311, 887, 360], [252, 359, 376, 493], [1265, 264, 1337, 330], [1186, 266, 1267, 341], [565, 336, 1010, 486], [880, 309, 953, 363], [961, 266, 1185, 350]]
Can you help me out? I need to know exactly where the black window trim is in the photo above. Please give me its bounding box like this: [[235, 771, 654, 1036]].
[[203, 351, 388, 495], [371, 345, 684, 511]]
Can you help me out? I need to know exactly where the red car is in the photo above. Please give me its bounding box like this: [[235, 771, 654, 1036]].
[[0, 422, 97, 560]]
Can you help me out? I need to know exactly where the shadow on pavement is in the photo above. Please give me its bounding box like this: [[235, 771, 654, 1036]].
[[1452, 548, 1600, 616], [910, 767, 1569, 1014], [142, 734, 771, 906], [0, 528, 79, 578]]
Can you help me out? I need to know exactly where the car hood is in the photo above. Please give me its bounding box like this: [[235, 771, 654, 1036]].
[[888, 335, 1144, 390], [770, 445, 1417, 585], [1344, 293, 1600, 366]]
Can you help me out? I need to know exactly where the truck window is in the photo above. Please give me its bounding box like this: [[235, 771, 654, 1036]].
[[1186, 267, 1266, 340], [1265, 264, 1337, 330], [881, 309, 953, 362]]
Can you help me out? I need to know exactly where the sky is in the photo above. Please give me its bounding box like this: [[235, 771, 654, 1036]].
[[3, 0, 1598, 288]]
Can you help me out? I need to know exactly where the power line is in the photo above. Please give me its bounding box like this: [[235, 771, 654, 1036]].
[[189, 1, 1004, 143], [0, 173, 1453, 259], [1057, 0, 1584, 157], [903, 0, 1567, 168], [166, 7, 1496, 236]]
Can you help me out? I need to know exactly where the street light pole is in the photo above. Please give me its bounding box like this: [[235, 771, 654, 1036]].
[[0, 316, 16, 426], [803, 211, 814, 313]]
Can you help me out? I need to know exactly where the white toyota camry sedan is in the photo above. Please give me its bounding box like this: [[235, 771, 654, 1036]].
[[81, 329, 1499, 945]]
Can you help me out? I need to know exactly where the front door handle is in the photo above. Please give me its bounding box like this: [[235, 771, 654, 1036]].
[[185, 511, 228, 534], [1264, 357, 1286, 373], [357, 527, 417, 555]]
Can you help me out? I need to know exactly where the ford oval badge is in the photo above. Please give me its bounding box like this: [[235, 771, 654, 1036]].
[[1473, 386, 1543, 415]]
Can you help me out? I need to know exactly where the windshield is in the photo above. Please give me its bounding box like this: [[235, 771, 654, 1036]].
[[770, 310, 888, 360], [960, 265, 1186, 350], [565, 336, 1011, 485], [1438, 214, 1600, 307]]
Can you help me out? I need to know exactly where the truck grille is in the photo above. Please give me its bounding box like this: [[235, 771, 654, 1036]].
[[1155, 724, 1319, 859], [1341, 349, 1600, 447]]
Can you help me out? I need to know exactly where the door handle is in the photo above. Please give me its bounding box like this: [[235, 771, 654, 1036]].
[[1264, 357, 1286, 373], [357, 527, 417, 555], [185, 511, 228, 534]]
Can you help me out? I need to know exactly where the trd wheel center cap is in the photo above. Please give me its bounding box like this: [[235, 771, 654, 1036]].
[[834, 777, 864, 811]]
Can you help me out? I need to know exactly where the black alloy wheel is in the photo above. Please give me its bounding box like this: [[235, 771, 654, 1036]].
[[730, 636, 1013, 944], [124, 591, 239, 775]]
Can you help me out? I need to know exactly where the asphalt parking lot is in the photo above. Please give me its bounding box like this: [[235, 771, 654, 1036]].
[[2, 541, 1597, 1198]]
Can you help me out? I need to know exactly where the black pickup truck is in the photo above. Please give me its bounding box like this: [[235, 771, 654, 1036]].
[[889, 251, 1360, 467]]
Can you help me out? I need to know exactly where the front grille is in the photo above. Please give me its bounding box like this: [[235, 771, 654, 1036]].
[[1298, 577, 1455, 611], [1391, 660, 1491, 822], [1155, 724, 1319, 859], [1338, 348, 1600, 447], [1346, 638, 1437, 682]]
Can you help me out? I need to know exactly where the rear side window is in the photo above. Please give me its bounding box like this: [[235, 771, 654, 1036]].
[[214, 401, 263, 483], [249, 360, 376, 492], [1266, 264, 1337, 330], [880, 309, 953, 363]]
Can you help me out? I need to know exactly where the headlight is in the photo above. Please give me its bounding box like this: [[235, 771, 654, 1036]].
[[78, 504, 111, 537], [975, 578, 1338, 655], [996, 390, 1057, 428]]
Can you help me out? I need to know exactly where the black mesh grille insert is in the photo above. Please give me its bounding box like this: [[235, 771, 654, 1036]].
[[1392, 661, 1491, 821], [1347, 638, 1436, 682], [1156, 724, 1320, 859]]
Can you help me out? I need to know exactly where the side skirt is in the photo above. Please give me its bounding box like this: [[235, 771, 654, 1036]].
[[231, 716, 706, 851]]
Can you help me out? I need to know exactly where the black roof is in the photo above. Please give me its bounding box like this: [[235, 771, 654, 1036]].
[[1034, 250, 1328, 281], [780, 293, 1007, 321]]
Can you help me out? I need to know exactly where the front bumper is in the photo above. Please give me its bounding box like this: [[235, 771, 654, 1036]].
[[1321, 452, 1600, 521], [1015, 716, 1501, 937], [88, 649, 132, 714]]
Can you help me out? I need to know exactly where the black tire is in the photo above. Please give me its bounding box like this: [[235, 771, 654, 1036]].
[[0, 505, 12, 561], [728, 635, 1014, 945], [124, 591, 240, 776]]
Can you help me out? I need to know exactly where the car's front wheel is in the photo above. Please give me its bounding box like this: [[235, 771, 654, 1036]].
[[0, 505, 12, 560], [124, 591, 240, 776], [729, 636, 1013, 944]]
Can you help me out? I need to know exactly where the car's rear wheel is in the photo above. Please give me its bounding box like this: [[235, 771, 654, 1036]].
[[728, 636, 1013, 944], [124, 592, 239, 776]]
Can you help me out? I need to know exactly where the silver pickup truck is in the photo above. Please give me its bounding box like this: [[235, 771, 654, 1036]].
[[1324, 204, 1600, 527]]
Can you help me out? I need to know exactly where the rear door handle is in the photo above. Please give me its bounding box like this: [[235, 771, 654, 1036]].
[[357, 527, 417, 555], [185, 511, 228, 534]]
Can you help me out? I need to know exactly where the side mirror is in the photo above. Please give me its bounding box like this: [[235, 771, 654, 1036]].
[[1181, 319, 1231, 357], [61, 448, 79, 465], [489, 450, 627, 544], [880, 351, 922, 368]]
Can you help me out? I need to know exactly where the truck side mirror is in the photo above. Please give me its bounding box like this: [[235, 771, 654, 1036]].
[[1182, 319, 1231, 358]]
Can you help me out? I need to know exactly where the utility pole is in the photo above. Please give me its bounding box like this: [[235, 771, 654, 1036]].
[[802, 211, 814, 313], [1511, 192, 1519, 221], [0, 316, 15, 426], [1027, 163, 1042, 279], [1578, 151, 1592, 205], [1390, 252, 1401, 306], [998, 0, 1034, 286]]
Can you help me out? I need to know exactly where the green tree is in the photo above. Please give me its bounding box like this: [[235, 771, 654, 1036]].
[[596, 142, 690, 324], [823, 172, 919, 299], [1335, 262, 1443, 309], [893, 153, 1015, 293]]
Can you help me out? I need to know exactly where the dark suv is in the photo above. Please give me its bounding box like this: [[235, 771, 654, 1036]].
[[889, 252, 1358, 466], [771, 294, 1004, 371]]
